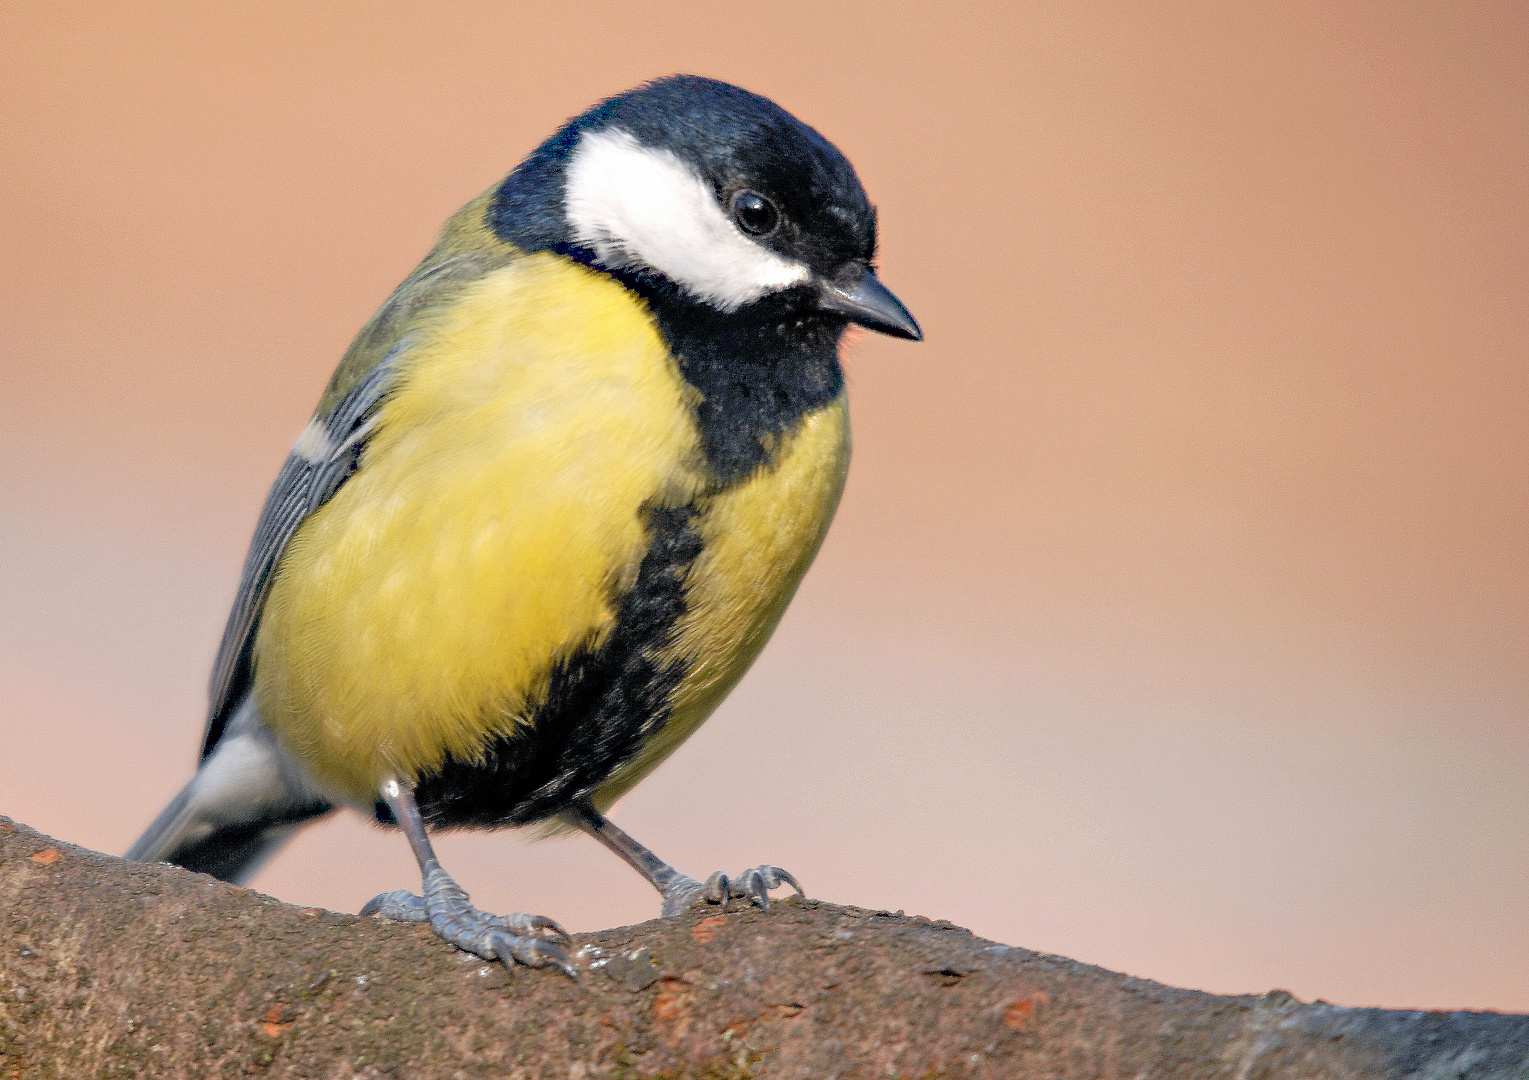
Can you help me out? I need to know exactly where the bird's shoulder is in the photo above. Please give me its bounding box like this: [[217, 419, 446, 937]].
[[316, 188, 521, 418]]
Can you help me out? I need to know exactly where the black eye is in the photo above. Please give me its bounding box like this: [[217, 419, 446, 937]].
[[731, 190, 779, 236]]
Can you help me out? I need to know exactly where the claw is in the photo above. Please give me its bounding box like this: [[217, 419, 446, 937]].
[[723, 865, 805, 911], [671, 865, 806, 914], [734, 865, 804, 910], [361, 889, 428, 922], [365, 875, 576, 979], [701, 871, 730, 905], [501, 911, 572, 943], [372, 780, 575, 978], [564, 801, 805, 922], [498, 934, 579, 979], [737, 869, 769, 909]]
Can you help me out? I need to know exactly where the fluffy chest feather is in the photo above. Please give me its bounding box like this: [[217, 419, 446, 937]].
[[591, 396, 849, 809], [255, 252, 849, 817], [256, 255, 700, 802]]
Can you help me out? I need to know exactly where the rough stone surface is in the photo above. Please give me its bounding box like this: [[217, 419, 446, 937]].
[[1, 817, 1526, 1078]]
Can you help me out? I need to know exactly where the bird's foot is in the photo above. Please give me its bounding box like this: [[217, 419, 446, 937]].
[[660, 865, 804, 918], [360, 889, 433, 922], [561, 801, 805, 921], [361, 867, 575, 978]]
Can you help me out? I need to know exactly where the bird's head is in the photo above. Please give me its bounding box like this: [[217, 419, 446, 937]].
[[490, 75, 921, 342]]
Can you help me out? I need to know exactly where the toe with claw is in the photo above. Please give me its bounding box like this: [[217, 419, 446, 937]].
[[728, 864, 804, 910], [370, 778, 578, 979], [567, 800, 808, 920], [364, 876, 576, 979], [659, 865, 804, 917], [361, 889, 427, 922]]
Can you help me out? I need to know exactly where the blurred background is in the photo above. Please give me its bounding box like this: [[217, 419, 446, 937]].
[[2, 1, 1525, 1011]]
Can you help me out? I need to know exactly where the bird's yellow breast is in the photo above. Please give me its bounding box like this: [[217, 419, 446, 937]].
[[255, 254, 704, 803], [591, 398, 849, 809], [254, 251, 850, 812]]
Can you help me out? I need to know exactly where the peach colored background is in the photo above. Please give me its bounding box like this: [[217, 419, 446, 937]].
[[2, 2, 1525, 1010]]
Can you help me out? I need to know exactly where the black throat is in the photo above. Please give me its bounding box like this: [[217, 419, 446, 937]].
[[604, 271, 848, 486], [487, 150, 851, 487]]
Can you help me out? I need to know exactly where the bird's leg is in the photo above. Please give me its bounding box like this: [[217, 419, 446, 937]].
[[564, 799, 804, 919], [361, 779, 576, 978]]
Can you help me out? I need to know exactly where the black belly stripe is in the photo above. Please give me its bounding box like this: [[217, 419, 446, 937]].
[[406, 504, 702, 828], [386, 233, 851, 830]]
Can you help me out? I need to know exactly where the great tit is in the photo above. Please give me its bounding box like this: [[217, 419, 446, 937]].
[[127, 75, 921, 977]]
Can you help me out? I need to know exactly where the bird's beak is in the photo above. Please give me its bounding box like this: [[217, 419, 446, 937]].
[[818, 269, 923, 341]]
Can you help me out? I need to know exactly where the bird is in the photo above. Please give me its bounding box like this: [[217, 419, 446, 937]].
[[126, 74, 921, 978]]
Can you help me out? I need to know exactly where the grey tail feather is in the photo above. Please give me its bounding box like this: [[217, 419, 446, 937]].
[[126, 782, 331, 884], [126, 698, 334, 885], [125, 782, 199, 865]]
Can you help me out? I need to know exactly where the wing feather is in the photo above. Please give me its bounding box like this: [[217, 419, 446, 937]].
[[200, 347, 405, 758]]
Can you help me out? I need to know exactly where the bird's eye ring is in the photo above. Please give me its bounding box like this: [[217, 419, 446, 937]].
[[731, 190, 779, 237]]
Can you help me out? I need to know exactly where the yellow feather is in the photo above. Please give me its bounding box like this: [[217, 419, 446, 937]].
[[257, 246, 851, 818], [590, 396, 850, 810], [256, 253, 704, 804]]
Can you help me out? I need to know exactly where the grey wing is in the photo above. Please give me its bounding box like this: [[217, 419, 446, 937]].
[[200, 344, 406, 759]]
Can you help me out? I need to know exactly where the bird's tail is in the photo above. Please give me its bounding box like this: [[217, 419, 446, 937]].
[[126, 701, 333, 884], [125, 778, 331, 883]]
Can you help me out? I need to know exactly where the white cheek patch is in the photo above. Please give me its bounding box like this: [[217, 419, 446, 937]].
[[564, 127, 810, 311]]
